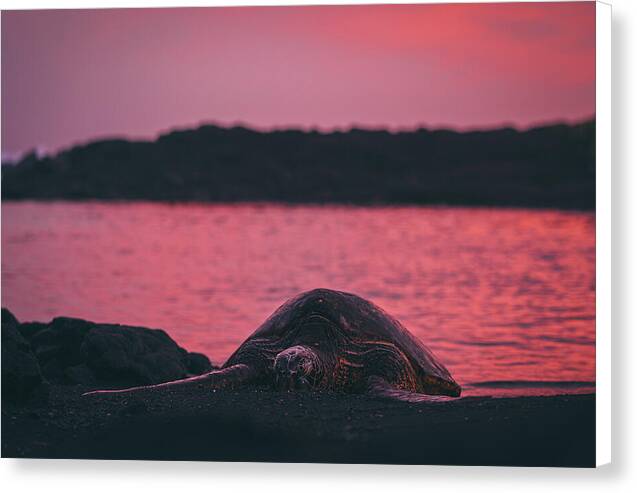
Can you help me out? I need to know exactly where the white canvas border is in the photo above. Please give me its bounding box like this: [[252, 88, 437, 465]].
[[595, 0, 611, 468]]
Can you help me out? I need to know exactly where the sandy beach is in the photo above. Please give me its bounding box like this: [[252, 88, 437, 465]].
[[2, 384, 595, 467]]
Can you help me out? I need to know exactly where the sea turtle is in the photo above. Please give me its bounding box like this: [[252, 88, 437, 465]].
[[84, 288, 461, 402]]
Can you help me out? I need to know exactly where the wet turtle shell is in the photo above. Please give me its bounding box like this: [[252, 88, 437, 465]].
[[224, 288, 460, 396]]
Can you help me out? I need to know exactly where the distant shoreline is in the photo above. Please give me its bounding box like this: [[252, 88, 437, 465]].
[[1, 198, 596, 213], [2, 120, 595, 210]]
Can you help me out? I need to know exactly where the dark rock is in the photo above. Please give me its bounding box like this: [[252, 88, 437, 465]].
[[27, 380, 51, 406], [18, 321, 48, 341], [18, 315, 212, 389], [2, 307, 19, 326], [1, 308, 44, 401], [80, 325, 189, 385], [186, 352, 214, 375], [64, 364, 96, 385], [41, 358, 65, 382]]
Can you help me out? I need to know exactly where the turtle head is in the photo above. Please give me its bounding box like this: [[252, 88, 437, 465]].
[[273, 345, 322, 391]]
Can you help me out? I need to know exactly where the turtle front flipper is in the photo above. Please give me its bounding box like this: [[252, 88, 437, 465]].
[[82, 363, 257, 397], [366, 376, 456, 403]]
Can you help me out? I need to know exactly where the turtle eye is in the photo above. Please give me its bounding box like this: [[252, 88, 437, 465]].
[[301, 359, 313, 375]]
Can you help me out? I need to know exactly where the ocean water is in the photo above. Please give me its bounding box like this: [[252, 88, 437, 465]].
[[1, 202, 595, 397]]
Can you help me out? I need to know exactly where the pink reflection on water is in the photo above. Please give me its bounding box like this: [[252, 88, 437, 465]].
[[1, 202, 595, 397]]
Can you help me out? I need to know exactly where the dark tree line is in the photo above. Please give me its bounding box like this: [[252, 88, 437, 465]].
[[1, 119, 595, 209]]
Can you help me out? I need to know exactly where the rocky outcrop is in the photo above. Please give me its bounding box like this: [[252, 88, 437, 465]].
[[2, 309, 45, 401], [3, 308, 213, 389]]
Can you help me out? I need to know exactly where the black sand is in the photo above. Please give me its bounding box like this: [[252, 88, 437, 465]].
[[2, 385, 595, 467]]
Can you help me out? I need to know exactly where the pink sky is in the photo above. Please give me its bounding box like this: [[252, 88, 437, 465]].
[[1, 2, 595, 157]]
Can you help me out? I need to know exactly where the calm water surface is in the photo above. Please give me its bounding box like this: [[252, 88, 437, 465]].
[[1, 202, 595, 397]]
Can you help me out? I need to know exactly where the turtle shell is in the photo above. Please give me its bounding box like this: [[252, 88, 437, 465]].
[[233, 288, 458, 391]]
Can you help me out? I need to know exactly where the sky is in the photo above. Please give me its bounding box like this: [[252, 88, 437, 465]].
[[1, 2, 595, 158]]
